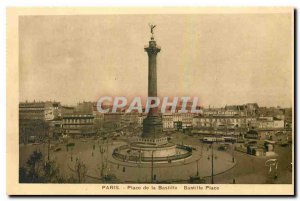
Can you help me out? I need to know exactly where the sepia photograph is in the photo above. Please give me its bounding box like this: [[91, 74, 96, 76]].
[[6, 7, 294, 195]]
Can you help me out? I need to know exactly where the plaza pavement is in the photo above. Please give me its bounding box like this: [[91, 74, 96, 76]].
[[19, 132, 292, 184]]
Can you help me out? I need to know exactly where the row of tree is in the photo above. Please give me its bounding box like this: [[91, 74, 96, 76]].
[[19, 150, 86, 183]]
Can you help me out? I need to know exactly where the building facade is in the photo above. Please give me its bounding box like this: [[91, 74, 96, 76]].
[[254, 117, 285, 130], [19, 101, 62, 143], [62, 114, 96, 138]]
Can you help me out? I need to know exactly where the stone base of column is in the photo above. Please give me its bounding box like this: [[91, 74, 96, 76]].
[[142, 116, 163, 138]]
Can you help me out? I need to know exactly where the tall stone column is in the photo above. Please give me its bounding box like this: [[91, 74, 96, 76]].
[[146, 39, 160, 116], [142, 36, 163, 138]]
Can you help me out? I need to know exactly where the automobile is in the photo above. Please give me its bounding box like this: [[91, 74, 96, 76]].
[[275, 131, 284, 135], [218, 145, 227, 151], [279, 141, 289, 147], [54, 147, 62, 152]]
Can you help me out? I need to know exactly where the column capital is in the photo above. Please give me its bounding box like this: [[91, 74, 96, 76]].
[[145, 40, 161, 55], [144, 47, 161, 55]]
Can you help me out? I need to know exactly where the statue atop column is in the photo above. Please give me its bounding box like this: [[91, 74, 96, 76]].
[[149, 24, 156, 40]]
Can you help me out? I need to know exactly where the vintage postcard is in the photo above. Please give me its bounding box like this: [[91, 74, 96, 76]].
[[7, 7, 294, 195]]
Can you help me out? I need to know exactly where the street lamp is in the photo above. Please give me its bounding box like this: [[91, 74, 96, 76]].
[[99, 145, 106, 177], [47, 124, 52, 161], [151, 150, 154, 183], [232, 141, 235, 163], [211, 143, 214, 184], [207, 142, 216, 184], [196, 159, 199, 176]]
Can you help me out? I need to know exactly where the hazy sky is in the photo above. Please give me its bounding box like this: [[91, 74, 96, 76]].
[[19, 14, 293, 107]]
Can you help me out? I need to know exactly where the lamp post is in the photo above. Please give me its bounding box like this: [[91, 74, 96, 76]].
[[211, 142, 214, 184], [196, 159, 199, 176], [151, 150, 154, 183], [99, 145, 106, 177], [232, 141, 235, 163], [47, 124, 52, 161]]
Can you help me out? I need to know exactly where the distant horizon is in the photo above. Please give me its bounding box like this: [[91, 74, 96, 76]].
[[19, 98, 292, 109]]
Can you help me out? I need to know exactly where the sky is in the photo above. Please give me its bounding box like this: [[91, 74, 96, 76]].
[[19, 13, 293, 107]]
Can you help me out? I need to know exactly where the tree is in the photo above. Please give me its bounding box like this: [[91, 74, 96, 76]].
[[19, 167, 29, 183], [43, 161, 61, 182], [26, 150, 44, 182], [103, 174, 119, 183], [20, 150, 69, 183], [74, 160, 87, 183]]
